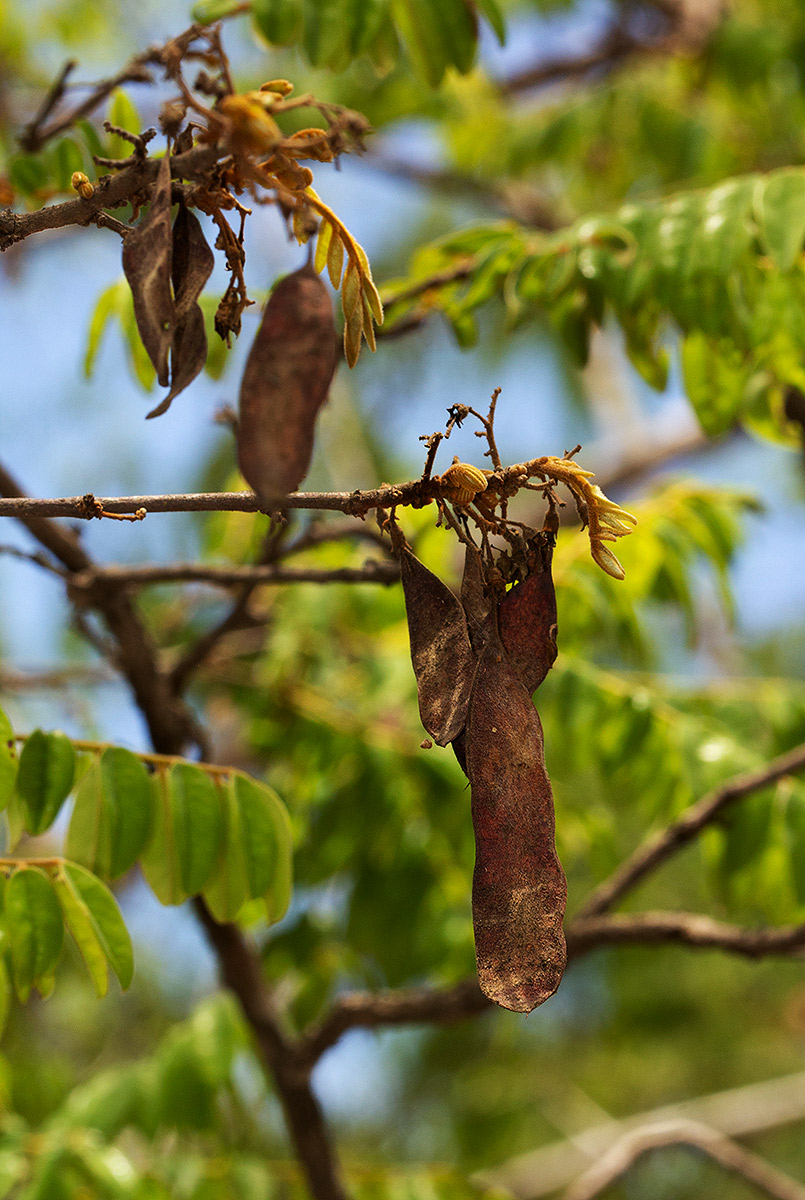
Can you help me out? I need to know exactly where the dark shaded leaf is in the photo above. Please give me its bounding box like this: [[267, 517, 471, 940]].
[[398, 544, 476, 746], [147, 204, 215, 418], [497, 533, 558, 694], [237, 264, 338, 504], [121, 153, 176, 387], [467, 630, 566, 1012]]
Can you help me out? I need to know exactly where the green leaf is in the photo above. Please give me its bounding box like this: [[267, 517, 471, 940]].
[[84, 281, 126, 379], [202, 777, 249, 923], [6, 153, 49, 197], [49, 137, 85, 194], [755, 170, 805, 272], [0, 958, 10, 1039], [53, 863, 133, 994], [140, 769, 187, 906], [391, 0, 477, 86], [234, 773, 293, 919], [251, 0, 304, 44], [192, 0, 245, 21], [16, 730, 76, 835], [721, 791, 774, 876], [171, 764, 226, 895], [475, 0, 505, 43], [681, 331, 746, 436], [5, 867, 64, 1003], [67, 748, 153, 880], [785, 787, 805, 904], [0, 707, 17, 811], [107, 89, 141, 159]]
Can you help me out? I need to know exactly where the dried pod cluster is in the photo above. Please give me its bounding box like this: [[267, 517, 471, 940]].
[[393, 518, 567, 1014], [121, 155, 214, 418]]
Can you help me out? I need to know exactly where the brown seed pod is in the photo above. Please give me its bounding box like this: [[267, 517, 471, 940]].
[[497, 533, 558, 695], [397, 543, 476, 747], [467, 629, 567, 1013], [121, 153, 175, 388], [237, 264, 338, 505], [147, 204, 215, 419]]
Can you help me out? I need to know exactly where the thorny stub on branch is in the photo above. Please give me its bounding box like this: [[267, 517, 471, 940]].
[[388, 395, 636, 1014]]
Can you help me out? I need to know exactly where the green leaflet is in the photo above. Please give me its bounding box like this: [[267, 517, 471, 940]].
[[0, 706, 17, 810], [67, 748, 153, 880], [191, 0, 244, 20], [235, 774, 293, 920], [16, 730, 76, 835], [5, 868, 64, 1002], [680, 331, 748, 436], [84, 280, 126, 379], [140, 769, 186, 906], [170, 763, 226, 895], [755, 169, 805, 272], [52, 862, 133, 995], [0, 958, 9, 1039], [107, 89, 141, 160], [785, 786, 805, 904], [251, 0, 304, 44], [141, 765, 226, 904], [202, 777, 249, 922], [391, 0, 477, 86], [202, 774, 293, 923]]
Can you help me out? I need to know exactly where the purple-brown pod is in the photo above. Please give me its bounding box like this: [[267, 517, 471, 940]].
[[398, 545, 476, 747], [122, 153, 176, 387], [467, 629, 567, 1012], [238, 264, 338, 505], [497, 533, 558, 695], [147, 204, 215, 419]]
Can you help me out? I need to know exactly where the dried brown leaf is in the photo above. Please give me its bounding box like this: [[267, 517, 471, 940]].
[[497, 533, 558, 694], [398, 545, 476, 747], [237, 264, 338, 504], [467, 630, 567, 1013], [121, 153, 175, 387], [147, 205, 215, 419]]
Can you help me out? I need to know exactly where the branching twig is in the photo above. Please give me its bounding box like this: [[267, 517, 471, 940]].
[[562, 1118, 805, 1200], [297, 910, 805, 1066], [576, 741, 805, 918]]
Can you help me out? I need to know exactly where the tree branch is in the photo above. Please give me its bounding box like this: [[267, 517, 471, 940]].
[[0, 142, 220, 251], [562, 1118, 805, 1200], [193, 900, 350, 1200], [68, 560, 400, 589], [576, 741, 805, 919], [296, 910, 805, 1066]]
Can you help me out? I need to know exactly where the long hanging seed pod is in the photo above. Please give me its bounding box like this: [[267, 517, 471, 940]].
[[466, 627, 567, 1013], [237, 264, 338, 506]]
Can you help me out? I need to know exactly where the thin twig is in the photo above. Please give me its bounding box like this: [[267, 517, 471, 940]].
[[69, 561, 401, 590], [562, 1118, 805, 1200], [576, 741, 805, 918]]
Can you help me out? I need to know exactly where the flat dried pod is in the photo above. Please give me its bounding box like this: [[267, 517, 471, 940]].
[[460, 543, 493, 654], [147, 204, 215, 419], [467, 631, 567, 1012], [497, 533, 558, 695], [238, 264, 338, 505], [397, 544, 476, 747], [121, 153, 175, 387]]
